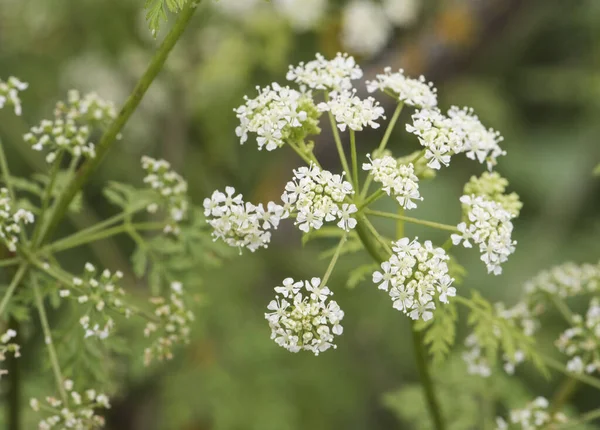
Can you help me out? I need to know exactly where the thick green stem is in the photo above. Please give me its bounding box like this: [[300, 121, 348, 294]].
[[32, 276, 68, 403], [0, 264, 28, 317], [350, 130, 358, 190], [365, 209, 460, 233], [39, 1, 201, 245], [354, 214, 446, 430]]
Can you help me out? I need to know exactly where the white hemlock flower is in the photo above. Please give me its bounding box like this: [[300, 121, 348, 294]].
[[0, 188, 35, 252], [235, 82, 320, 151], [204, 186, 288, 252], [286, 52, 363, 91], [281, 163, 356, 233], [451, 195, 516, 275], [362, 155, 422, 209], [317, 89, 385, 132], [372, 237, 454, 321], [265, 277, 344, 355], [366, 68, 437, 109], [0, 329, 20, 379], [0, 76, 28, 116], [341, 0, 392, 58], [495, 397, 568, 429], [31, 381, 110, 429], [144, 281, 195, 365], [274, 0, 327, 31], [141, 156, 189, 235]]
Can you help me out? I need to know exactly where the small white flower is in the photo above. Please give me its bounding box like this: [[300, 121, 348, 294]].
[[0, 76, 28, 116], [366, 68, 437, 109], [363, 155, 422, 209], [318, 89, 385, 132], [286, 52, 363, 91]]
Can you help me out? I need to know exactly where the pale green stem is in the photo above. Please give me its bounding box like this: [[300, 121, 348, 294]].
[[412, 149, 426, 164], [365, 209, 460, 233], [31, 151, 65, 245], [327, 111, 351, 180], [350, 130, 358, 190], [0, 264, 28, 317], [288, 141, 315, 166], [549, 377, 578, 416], [39, 1, 202, 245], [353, 213, 446, 430], [0, 140, 16, 201], [556, 408, 600, 429], [359, 175, 374, 200], [542, 354, 600, 391], [376, 102, 404, 155], [32, 275, 68, 403], [548, 295, 576, 324], [0, 257, 20, 268], [362, 216, 392, 254], [358, 189, 386, 210], [320, 234, 348, 287], [396, 207, 405, 239]]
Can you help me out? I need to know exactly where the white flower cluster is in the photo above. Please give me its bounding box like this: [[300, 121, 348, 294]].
[[366, 68, 438, 109], [234, 82, 319, 151], [362, 155, 422, 209], [286, 52, 363, 91], [273, 0, 327, 31], [0, 76, 28, 116], [406, 106, 505, 170], [372, 238, 455, 321], [341, 1, 392, 58], [23, 91, 116, 164], [63, 263, 130, 340], [143, 281, 194, 366], [141, 156, 189, 235], [462, 330, 525, 378], [318, 89, 385, 132], [451, 195, 516, 275], [0, 329, 20, 378], [265, 277, 344, 355], [556, 298, 600, 375], [524, 261, 600, 302], [30, 380, 110, 430], [282, 164, 357, 233], [0, 188, 35, 252], [204, 187, 288, 252], [495, 397, 567, 430]]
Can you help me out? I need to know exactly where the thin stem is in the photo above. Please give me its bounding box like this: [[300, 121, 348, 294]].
[[353, 213, 446, 430], [396, 207, 405, 239], [350, 130, 358, 190], [412, 149, 426, 164], [550, 377, 578, 415], [32, 275, 68, 403], [0, 257, 20, 268], [288, 141, 314, 165], [359, 189, 386, 210], [556, 408, 600, 429], [362, 216, 392, 255], [0, 264, 29, 317], [320, 234, 348, 287], [39, 1, 202, 245], [541, 354, 600, 391], [376, 102, 404, 155], [0, 140, 16, 201], [359, 175, 373, 200], [31, 151, 65, 244], [327, 111, 351, 180], [548, 295, 576, 324], [365, 209, 460, 233]]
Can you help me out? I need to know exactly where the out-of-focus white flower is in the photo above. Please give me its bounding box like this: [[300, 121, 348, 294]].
[[341, 1, 392, 58], [265, 277, 344, 355], [0, 329, 20, 379], [274, 0, 327, 31], [141, 156, 189, 235], [235, 82, 320, 150], [318, 89, 385, 132], [451, 195, 516, 275], [366, 68, 437, 109], [0, 76, 28, 116], [383, 0, 419, 26], [204, 186, 288, 252], [281, 163, 356, 233], [372, 237, 455, 321], [495, 397, 568, 429], [213, 0, 262, 18], [0, 188, 34, 252], [287, 52, 363, 91], [363, 155, 422, 209]]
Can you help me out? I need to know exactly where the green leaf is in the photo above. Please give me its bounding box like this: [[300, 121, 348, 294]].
[[418, 301, 458, 365], [144, 0, 189, 35], [346, 263, 378, 289]]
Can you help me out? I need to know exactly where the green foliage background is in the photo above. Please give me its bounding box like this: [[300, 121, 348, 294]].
[[1, 0, 599, 428]]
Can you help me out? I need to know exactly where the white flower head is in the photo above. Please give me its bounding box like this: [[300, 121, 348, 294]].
[[373, 237, 454, 321], [0, 188, 35, 252], [286, 52, 363, 91], [318, 89, 385, 132], [0, 76, 28, 116], [495, 397, 568, 429], [366, 68, 437, 109], [362, 155, 422, 209], [282, 163, 356, 233], [265, 277, 344, 355], [383, 0, 420, 26], [341, 1, 392, 58]]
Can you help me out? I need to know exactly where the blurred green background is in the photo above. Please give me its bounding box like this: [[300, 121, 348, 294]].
[[1, 0, 600, 428]]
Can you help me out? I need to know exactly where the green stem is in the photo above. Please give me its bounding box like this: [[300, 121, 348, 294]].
[[0, 140, 16, 201], [556, 408, 600, 429], [548, 295, 575, 324], [365, 209, 460, 233], [31, 151, 65, 245], [288, 141, 314, 166], [550, 377, 578, 415], [353, 214, 446, 430], [0, 264, 28, 317], [542, 354, 600, 391], [6, 317, 21, 430], [327, 111, 352, 180], [412, 149, 426, 164], [320, 234, 348, 287], [376, 102, 404, 155], [0, 257, 20, 268], [32, 275, 68, 403], [38, 1, 201, 245], [359, 189, 386, 210], [350, 130, 358, 190]]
